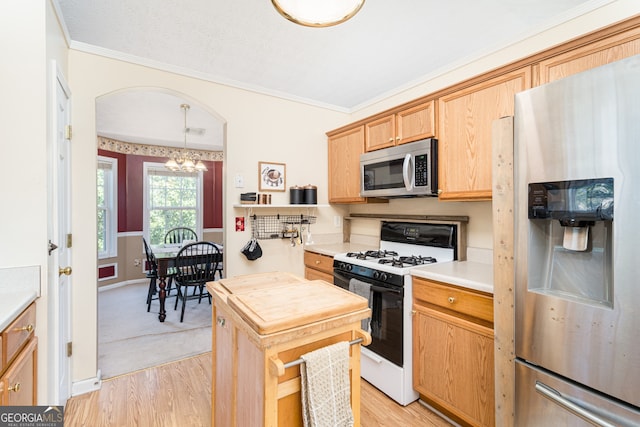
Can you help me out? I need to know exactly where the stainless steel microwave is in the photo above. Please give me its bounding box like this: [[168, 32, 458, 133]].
[[360, 138, 438, 198]]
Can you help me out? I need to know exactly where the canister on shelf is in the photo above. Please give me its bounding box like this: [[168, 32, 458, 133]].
[[303, 184, 317, 204], [290, 185, 304, 204]]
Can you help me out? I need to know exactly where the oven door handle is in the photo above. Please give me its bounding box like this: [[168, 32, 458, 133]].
[[403, 153, 414, 191], [369, 284, 403, 295]]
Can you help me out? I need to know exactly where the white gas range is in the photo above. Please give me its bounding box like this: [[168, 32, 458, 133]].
[[333, 221, 459, 406]]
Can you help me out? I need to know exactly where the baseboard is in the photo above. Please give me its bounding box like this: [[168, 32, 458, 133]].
[[71, 369, 102, 396], [98, 279, 147, 292]]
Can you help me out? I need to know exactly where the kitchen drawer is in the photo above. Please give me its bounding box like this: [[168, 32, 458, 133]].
[[304, 267, 333, 283], [2, 303, 36, 367], [1, 337, 37, 406], [414, 277, 493, 324], [304, 251, 334, 275]]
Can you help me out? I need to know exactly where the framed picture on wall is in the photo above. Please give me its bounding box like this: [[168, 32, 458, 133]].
[[258, 161, 286, 192]]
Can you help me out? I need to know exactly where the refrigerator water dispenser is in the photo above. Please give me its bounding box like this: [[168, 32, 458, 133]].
[[527, 178, 614, 306]]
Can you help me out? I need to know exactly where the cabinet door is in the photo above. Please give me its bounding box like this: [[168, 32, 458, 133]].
[[1, 338, 37, 406], [396, 100, 435, 145], [538, 26, 640, 85], [328, 126, 366, 203], [365, 114, 395, 152], [413, 307, 494, 427], [438, 67, 531, 201]]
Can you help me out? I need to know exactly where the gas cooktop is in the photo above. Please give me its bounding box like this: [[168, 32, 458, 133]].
[[334, 222, 458, 275]]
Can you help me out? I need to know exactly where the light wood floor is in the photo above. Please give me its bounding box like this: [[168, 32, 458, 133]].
[[65, 352, 452, 426]]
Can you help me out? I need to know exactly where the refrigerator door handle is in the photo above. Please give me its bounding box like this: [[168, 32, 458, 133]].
[[535, 381, 619, 427]]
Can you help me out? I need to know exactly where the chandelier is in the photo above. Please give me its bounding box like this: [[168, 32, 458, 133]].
[[271, 0, 365, 27], [165, 104, 208, 173]]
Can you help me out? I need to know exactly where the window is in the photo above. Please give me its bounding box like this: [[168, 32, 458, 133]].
[[97, 156, 117, 258], [144, 163, 203, 245]]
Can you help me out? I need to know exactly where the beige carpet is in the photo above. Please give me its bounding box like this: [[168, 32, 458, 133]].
[[98, 281, 212, 379]]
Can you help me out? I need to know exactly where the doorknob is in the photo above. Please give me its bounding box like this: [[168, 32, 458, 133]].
[[59, 266, 72, 276]]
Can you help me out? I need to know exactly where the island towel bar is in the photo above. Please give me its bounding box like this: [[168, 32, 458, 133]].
[[268, 330, 372, 377], [283, 338, 364, 369]]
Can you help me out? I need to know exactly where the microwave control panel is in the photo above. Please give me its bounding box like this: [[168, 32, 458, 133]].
[[414, 154, 429, 186]]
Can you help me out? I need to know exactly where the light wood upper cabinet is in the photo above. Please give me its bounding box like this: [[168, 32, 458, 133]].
[[538, 26, 640, 85], [328, 126, 366, 203], [438, 66, 531, 201], [365, 101, 435, 152]]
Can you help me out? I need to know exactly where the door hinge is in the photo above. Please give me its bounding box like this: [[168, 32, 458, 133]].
[[66, 233, 72, 248], [65, 125, 72, 140], [66, 342, 72, 357]]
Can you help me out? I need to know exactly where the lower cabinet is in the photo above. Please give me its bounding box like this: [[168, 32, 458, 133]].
[[1, 338, 37, 406], [303, 251, 334, 282], [1, 303, 37, 406], [413, 277, 494, 427]]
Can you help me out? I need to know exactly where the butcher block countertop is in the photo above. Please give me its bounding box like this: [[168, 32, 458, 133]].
[[207, 271, 371, 348]]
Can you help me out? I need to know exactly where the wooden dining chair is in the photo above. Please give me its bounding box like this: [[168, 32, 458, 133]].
[[164, 227, 198, 245], [143, 237, 174, 312], [173, 241, 221, 322]]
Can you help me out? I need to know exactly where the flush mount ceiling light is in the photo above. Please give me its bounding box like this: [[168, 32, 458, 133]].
[[271, 0, 365, 27], [165, 104, 208, 173]]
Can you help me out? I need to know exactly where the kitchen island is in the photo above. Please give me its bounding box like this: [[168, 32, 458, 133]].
[[207, 271, 371, 427]]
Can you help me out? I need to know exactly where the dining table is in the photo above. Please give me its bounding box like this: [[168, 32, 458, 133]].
[[152, 242, 223, 322]]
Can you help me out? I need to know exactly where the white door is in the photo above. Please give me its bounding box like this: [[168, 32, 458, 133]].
[[47, 62, 72, 405]]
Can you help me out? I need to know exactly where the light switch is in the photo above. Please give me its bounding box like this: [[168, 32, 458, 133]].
[[234, 174, 244, 188]]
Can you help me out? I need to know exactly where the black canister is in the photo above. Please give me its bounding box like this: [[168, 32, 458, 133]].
[[303, 184, 317, 204], [289, 185, 304, 204]]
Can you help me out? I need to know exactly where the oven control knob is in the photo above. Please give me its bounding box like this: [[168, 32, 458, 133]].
[[339, 262, 352, 271], [374, 271, 388, 281]]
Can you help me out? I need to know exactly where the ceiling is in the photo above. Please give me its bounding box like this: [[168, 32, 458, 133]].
[[55, 0, 600, 151]]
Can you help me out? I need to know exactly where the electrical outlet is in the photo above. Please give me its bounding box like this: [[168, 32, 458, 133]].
[[333, 215, 342, 228], [134, 259, 141, 266], [234, 174, 244, 188]]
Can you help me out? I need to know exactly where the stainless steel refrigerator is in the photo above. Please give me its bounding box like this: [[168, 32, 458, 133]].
[[514, 55, 640, 426]]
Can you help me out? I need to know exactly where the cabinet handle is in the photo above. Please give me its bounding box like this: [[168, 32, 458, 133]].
[[448, 296, 456, 304], [396, 136, 400, 141], [411, 310, 416, 316], [8, 382, 21, 393], [315, 260, 321, 265], [15, 324, 34, 333], [388, 138, 394, 143], [216, 316, 226, 327]]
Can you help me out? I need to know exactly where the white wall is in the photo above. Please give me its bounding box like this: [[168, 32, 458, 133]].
[[0, 0, 68, 403], [67, 51, 349, 383]]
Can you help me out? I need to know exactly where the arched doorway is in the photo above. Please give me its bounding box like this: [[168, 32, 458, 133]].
[[95, 88, 225, 378]]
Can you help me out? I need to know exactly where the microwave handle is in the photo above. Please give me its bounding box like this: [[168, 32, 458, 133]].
[[403, 153, 414, 190]]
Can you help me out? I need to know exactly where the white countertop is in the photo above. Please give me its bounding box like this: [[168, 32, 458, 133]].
[[410, 261, 494, 294], [0, 266, 40, 331], [0, 290, 38, 331]]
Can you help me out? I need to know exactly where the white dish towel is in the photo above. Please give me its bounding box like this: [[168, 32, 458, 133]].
[[300, 341, 354, 427]]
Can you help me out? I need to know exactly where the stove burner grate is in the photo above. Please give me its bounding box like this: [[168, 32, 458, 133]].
[[378, 255, 438, 267], [346, 250, 398, 260]]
